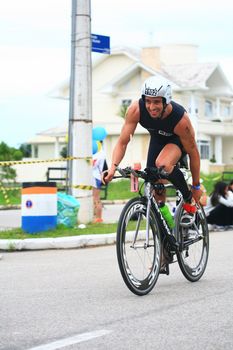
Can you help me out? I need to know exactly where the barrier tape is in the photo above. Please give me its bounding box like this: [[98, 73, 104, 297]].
[[73, 185, 93, 190], [0, 156, 92, 167], [0, 156, 94, 206]]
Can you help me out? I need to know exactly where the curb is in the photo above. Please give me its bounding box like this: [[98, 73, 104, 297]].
[[0, 233, 116, 251]]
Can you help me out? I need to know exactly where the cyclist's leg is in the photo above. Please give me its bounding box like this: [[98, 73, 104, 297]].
[[155, 142, 192, 202], [155, 143, 182, 173], [146, 138, 166, 202]]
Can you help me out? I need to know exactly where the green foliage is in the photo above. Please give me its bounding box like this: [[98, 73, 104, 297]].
[[0, 188, 21, 205], [0, 142, 23, 161], [209, 154, 217, 163], [19, 143, 31, 158], [60, 146, 67, 158], [0, 220, 146, 239], [107, 179, 176, 200], [0, 141, 23, 182], [200, 172, 222, 195], [118, 104, 128, 119], [0, 224, 118, 239]]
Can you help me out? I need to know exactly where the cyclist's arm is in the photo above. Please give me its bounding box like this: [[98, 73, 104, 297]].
[[103, 101, 140, 183], [174, 113, 202, 201]]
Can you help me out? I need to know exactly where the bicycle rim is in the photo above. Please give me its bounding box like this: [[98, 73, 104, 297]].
[[176, 204, 209, 282], [116, 197, 161, 296]]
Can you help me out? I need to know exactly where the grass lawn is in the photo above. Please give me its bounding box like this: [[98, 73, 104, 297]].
[[0, 220, 145, 240], [0, 223, 118, 240]]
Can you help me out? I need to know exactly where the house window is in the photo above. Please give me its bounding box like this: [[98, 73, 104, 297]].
[[34, 145, 38, 158], [205, 100, 213, 118], [223, 105, 230, 117], [197, 140, 210, 160]]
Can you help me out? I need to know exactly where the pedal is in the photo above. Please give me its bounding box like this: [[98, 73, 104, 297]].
[[159, 264, 170, 275], [180, 213, 196, 228]]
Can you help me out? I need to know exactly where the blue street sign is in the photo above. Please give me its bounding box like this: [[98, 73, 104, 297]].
[[91, 34, 110, 54]]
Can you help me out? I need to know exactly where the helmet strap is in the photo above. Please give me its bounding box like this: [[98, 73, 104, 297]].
[[158, 100, 167, 119]]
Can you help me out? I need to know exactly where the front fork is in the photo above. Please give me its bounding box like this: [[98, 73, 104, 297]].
[[144, 182, 153, 247]]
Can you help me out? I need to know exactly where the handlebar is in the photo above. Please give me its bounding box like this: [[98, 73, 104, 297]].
[[114, 166, 168, 182]]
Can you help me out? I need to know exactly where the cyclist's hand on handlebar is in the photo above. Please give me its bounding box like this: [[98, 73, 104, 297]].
[[102, 167, 115, 184], [191, 188, 203, 203]]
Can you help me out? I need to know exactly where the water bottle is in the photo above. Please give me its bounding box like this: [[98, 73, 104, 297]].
[[159, 202, 175, 229], [130, 162, 141, 192]]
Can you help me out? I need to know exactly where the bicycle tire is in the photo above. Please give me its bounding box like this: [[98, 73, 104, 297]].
[[175, 203, 209, 282], [116, 197, 161, 296]]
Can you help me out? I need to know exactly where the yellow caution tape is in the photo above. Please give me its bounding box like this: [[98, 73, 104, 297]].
[[0, 180, 11, 206], [72, 185, 93, 190], [0, 156, 92, 167]]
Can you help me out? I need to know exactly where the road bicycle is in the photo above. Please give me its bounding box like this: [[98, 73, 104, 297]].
[[115, 166, 209, 296]]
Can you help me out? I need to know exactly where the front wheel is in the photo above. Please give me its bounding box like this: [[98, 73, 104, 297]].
[[116, 197, 161, 296], [174, 203, 209, 282]]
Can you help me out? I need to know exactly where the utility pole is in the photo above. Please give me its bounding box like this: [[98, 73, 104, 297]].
[[68, 0, 93, 223]]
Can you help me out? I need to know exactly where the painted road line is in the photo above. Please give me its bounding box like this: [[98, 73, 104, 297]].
[[28, 329, 112, 350]]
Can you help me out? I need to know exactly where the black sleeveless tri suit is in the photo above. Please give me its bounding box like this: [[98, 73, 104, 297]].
[[139, 98, 186, 167]]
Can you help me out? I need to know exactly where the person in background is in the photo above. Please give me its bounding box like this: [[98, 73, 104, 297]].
[[204, 181, 233, 230], [227, 180, 233, 200], [92, 141, 106, 223]]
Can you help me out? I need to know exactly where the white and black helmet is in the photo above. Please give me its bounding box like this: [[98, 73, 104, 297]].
[[141, 76, 172, 104]]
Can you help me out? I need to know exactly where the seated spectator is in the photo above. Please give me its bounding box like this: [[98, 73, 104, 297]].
[[204, 181, 233, 230], [228, 180, 233, 200]]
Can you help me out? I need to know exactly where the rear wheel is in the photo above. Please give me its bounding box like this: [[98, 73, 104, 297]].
[[175, 203, 209, 282], [116, 197, 161, 296]]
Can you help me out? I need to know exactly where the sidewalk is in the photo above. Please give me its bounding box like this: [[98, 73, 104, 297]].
[[0, 203, 125, 251]]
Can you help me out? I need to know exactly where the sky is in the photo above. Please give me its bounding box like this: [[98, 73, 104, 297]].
[[1, 0, 233, 147]]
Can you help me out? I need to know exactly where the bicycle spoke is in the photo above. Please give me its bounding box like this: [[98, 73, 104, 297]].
[[176, 205, 209, 282], [116, 197, 161, 295]]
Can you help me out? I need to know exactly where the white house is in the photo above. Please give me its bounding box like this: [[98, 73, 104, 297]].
[[23, 44, 233, 182]]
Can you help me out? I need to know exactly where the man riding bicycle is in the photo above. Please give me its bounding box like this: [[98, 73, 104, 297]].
[[103, 76, 202, 211]]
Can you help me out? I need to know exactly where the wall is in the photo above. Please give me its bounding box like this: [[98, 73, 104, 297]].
[[13, 160, 67, 183], [160, 44, 198, 65], [223, 137, 233, 164]]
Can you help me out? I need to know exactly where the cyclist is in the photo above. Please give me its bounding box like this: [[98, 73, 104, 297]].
[[103, 76, 202, 210]]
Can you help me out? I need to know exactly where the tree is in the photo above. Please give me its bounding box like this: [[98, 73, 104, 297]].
[[118, 104, 128, 119], [60, 146, 67, 158], [0, 142, 23, 182], [19, 143, 32, 158]]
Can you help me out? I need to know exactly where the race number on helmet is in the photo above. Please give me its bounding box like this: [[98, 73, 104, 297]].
[[141, 76, 172, 104]]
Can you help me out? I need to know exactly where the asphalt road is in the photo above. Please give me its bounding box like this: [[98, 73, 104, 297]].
[[0, 229, 233, 350]]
